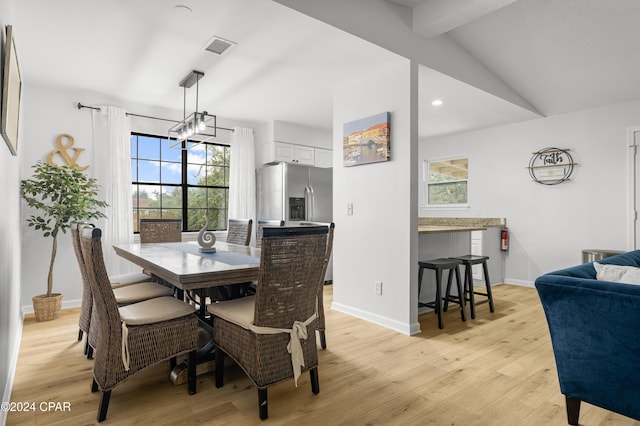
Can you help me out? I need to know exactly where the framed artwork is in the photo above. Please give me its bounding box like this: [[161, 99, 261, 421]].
[[343, 112, 390, 167], [2, 25, 22, 156]]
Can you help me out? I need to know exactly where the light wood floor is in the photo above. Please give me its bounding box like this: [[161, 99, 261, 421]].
[[7, 284, 640, 425]]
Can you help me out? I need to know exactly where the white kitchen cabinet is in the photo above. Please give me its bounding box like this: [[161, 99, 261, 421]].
[[263, 141, 316, 166], [471, 231, 483, 280], [293, 144, 315, 165], [473, 228, 504, 286], [314, 148, 333, 168], [263, 141, 293, 163]]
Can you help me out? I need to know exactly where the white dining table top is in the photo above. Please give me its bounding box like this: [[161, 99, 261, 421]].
[[113, 241, 261, 291]]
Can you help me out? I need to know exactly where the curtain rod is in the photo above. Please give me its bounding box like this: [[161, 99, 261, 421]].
[[76, 102, 234, 132]]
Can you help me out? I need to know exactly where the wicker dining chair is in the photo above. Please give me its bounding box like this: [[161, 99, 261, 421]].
[[244, 219, 285, 297], [71, 223, 173, 359], [208, 225, 328, 420], [139, 218, 182, 243], [204, 218, 253, 300], [79, 226, 199, 422], [255, 219, 284, 248], [299, 221, 334, 350], [138, 218, 182, 286], [226, 218, 253, 246]]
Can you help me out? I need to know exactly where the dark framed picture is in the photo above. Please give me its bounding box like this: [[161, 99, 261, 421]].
[[2, 25, 22, 156]]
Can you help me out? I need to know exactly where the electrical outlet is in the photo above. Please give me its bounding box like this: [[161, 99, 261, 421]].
[[374, 280, 382, 295]]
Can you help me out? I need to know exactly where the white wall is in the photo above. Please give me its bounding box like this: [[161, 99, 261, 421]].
[[19, 83, 260, 313], [0, 0, 23, 421], [420, 99, 640, 285], [332, 58, 420, 335]]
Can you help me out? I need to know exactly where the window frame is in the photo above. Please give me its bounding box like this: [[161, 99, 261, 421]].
[[423, 156, 470, 210], [131, 132, 231, 232]]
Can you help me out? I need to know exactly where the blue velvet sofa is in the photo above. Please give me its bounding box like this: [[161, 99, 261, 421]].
[[535, 250, 640, 425]]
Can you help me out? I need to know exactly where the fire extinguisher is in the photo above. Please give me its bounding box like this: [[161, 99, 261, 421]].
[[501, 228, 509, 252]]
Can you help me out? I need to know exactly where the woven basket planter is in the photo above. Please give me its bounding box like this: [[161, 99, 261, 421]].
[[32, 293, 63, 322]]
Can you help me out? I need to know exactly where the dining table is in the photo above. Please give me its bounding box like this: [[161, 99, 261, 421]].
[[113, 240, 260, 290], [113, 240, 261, 384]]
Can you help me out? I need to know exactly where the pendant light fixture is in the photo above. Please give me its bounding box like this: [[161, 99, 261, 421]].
[[168, 70, 217, 149]]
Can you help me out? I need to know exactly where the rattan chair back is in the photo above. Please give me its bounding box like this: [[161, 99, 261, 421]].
[[73, 222, 162, 357], [299, 222, 334, 348], [71, 222, 95, 341], [139, 218, 182, 243], [255, 219, 284, 248], [79, 229, 125, 389], [253, 225, 328, 328], [299, 221, 334, 283], [226, 218, 253, 246]]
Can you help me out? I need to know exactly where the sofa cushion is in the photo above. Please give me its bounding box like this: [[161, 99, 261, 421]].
[[594, 262, 640, 285]]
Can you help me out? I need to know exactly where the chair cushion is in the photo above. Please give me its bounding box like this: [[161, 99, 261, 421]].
[[207, 295, 256, 329], [113, 281, 173, 304], [109, 272, 152, 288], [119, 296, 195, 325]]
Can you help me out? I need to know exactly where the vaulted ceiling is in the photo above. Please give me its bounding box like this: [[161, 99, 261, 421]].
[[394, 0, 640, 117], [12, 0, 640, 139]]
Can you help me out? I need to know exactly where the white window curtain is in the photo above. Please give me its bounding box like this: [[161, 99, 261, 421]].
[[228, 127, 256, 232], [91, 106, 135, 274]]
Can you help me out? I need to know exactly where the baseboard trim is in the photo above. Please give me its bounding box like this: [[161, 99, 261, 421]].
[[1, 315, 23, 426], [21, 297, 81, 316], [503, 279, 535, 288], [330, 302, 420, 336]]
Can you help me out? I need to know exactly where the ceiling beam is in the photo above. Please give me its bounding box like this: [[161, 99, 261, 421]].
[[274, 0, 541, 117], [413, 0, 522, 38]]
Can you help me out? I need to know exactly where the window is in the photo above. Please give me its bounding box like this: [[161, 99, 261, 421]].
[[425, 157, 468, 205], [131, 133, 230, 232]]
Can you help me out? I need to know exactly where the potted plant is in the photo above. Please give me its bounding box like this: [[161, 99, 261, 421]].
[[21, 161, 108, 321]]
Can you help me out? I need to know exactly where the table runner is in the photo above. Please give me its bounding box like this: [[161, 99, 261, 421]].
[[158, 242, 260, 266]]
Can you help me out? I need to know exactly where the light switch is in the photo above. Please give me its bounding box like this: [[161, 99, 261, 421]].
[[347, 202, 353, 216]]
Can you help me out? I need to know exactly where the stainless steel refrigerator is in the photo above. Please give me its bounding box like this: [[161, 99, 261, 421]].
[[256, 162, 333, 281], [256, 162, 332, 224]]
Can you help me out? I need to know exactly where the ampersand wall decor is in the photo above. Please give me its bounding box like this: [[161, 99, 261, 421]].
[[527, 147, 576, 185], [45, 133, 89, 171]]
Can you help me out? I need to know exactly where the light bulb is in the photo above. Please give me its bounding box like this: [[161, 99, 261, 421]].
[[198, 115, 206, 131]]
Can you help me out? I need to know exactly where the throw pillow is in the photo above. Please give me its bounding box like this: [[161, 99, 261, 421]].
[[620, 268, 640, 285], [593, 262, 640, 285]]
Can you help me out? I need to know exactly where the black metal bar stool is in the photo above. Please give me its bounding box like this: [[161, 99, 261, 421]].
[[418, 258, 466, 329], [447, 255, 494, 319]]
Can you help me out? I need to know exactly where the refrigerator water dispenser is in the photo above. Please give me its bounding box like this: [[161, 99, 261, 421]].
[[289, 197, 305, 221]]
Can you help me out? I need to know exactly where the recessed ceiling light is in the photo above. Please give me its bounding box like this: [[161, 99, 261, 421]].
[[431, 99, 443, 106]]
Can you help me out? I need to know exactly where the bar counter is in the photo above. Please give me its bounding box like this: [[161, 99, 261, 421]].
[[418, 217, 506, 234]]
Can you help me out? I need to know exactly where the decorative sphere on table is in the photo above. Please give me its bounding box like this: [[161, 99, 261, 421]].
[[197, 217, 216, 253]]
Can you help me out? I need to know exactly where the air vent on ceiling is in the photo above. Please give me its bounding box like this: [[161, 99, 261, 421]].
[[204, 36, 236, 55]]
